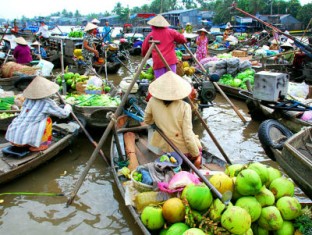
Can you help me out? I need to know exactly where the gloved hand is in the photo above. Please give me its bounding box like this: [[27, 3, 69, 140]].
[[64, 104, 72, 113]]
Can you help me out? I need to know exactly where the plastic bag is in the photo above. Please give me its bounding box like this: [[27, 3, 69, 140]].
[[288, 82, 309, 100], [87, 76, 103, 87], [158, 171, 200, 193], [37, 59, 54, 76]]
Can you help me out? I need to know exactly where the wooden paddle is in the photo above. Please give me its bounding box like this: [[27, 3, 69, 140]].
[[66, 41, 157, 206], [153, 124, 232, 204], [182, 43, 247, 124], [57, 93, 109, 165], [152, 42, 232, 164]]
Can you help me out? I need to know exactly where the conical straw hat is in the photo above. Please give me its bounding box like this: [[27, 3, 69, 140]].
[[147, 15, 170, 27], [23, 76, 60, 99], [31, 41, 41, 46], [91, 18, 100, 24], [197, 28, 208, 34], [84, 22, 98, 32], [148, 71, 192, 101], [281, 41, 293, 48], [15, 37, 28, 45]]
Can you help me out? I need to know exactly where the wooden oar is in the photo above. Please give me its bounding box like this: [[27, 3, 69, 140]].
[[56, 93, 109, 165], [66, 41, 156, 206], [153, 124, 232, 204], [183, 43, 247, 124], [152, 43, 232, 164]]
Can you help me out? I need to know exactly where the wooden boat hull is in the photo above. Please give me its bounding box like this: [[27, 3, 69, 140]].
[[271, 127, 312, 199], [0, 75, 54, 92], [208, 47, 230, 55], [247, 99, 312, 133], [216, 83, 249, 100], [0, 122, 78, 184], [73, 105, 117, 128]]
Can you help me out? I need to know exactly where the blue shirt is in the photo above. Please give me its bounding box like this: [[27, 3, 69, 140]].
[[102, 25, 111, 42], [33, 47, 47, 59]]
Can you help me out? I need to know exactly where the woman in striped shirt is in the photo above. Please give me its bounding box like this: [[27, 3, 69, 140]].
[[5, 76, 72, 151]]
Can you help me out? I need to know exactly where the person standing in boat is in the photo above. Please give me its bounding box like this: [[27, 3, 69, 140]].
[[142, 14, 187, 78], [13, 37, 32, 65], [82, 22, 99, 75], [144, 71, 202, 169], [36, 21, 50, 46], [195, 28, 209, 62], [31, 41, 47, 59], [5, 76, 72, 152], [102, 21, 112, 43]]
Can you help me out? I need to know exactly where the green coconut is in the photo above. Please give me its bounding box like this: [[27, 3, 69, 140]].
[[235, 196, 262, 222], [181, 184, 213, 211], [273, 221, 295, 235], [266, 167, 282, 187], [255, 185, 275, 207], [167, 222, 189, 235], [244, 228, 253, 235], [141, 206, 165, 230], [225, 163, 245, 177], [235, 169, 262, 195], [182, 228, 206, 235], [221, 206, 251, 234], [258, 206, 284, 231], [269, 177, 295, 200], [276, 196, 301, 220], [248, 162, 269, 185]]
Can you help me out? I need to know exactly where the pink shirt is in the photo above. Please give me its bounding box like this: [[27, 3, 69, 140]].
[[13, 44, 32, 64], [142, 26, 187, 70]]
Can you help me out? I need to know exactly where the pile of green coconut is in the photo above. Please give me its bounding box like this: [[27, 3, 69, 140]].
[[139, 162, 312, 235]]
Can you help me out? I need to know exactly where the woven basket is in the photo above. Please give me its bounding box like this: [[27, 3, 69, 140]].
[[76, 82, 87, 94], [176, 60, 185, 76], [130, 170, 153, 192]]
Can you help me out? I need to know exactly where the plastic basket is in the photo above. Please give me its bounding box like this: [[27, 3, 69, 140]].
[[130, 170, 153, 192], [85, 90, 102, 95]]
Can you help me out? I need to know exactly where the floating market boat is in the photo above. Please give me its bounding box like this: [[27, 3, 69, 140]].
[[0, 121, 79, 184], [258, 120, 312, 199], [110, 115, 227, 235], [246, 98, 312, 133], [65, 93, 121, 128]]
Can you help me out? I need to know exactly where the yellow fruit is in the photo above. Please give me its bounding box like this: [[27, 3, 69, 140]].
[[209, 173, 234, 194], [170, 156, 177, 163], [183, 61, 190, 68]]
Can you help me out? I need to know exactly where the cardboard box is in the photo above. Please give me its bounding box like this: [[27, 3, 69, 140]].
[[232, 50, 247, 57]]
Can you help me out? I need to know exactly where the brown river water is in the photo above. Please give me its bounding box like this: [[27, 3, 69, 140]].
[[0, 56, 309, 235]]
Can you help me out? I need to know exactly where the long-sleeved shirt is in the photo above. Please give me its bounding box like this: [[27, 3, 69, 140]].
[[144, 97, 201, 157], [5, 98, 70, 147], [33, 47, 47, 59], [36, 25, 50, 38], [142, 26, 187, 70], [13, 44, 32, 64]]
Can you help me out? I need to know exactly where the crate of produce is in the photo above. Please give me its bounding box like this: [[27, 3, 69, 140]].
[[232, 50, 247, 57]]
